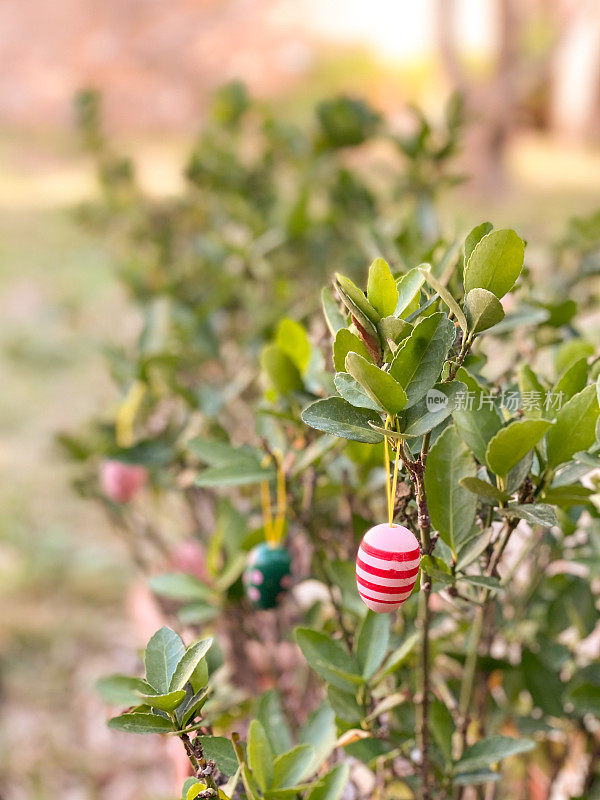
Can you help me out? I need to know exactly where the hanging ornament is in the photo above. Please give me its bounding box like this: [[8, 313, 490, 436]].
[[356, 523, 420, 612], [244, 452, 292, 609], [355, 417, 420, 612]]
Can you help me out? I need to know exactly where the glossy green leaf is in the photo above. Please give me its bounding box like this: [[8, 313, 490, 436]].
[[276, 319, 311, 375], [464, 229, 525, 299], [517, 365, 546, 419], [419, 267, 468, 333], [247, 720, 274, 792], [452, 368, 503, 463], [257, 690, 293, 756], [301, 397, 383, 443], [496, 504, 557, 527], [464, 288, 505, 333], [298, 704, 336, 774], [272, 744, 315, 788], [521, 650, 564, 717], [547, 384, 600, 467], [456, 735, 535, 773], [402, 381, 466, 437], [430, 699, 454, 764], [96, 675, 151, 706], [321, 287, 346, 336], [355, 611, 390, 680], [261, 344, 304, 395], [335, 273, 380, 326], [305, 764, 349, 800], [425, 425, 477, 552], [463, 221, 493, 267], [136, 688, 186, 712], [486, 419, 553, 478], [367, 258, 398, 317], [395, 266, 427, 318], [378, 316, 413, 348], [345, 352, 407, 414], [334, 373, 383, 411], [552, 357, 588, 404], [195, 461, 274, 487], [459, 477, 508, 503], [198, 735, 240, 777], [390, 312, 456, 407], [169, 638, 213, 691], [149, 573, 211, 602], [294, 628, 362, 692], [327, 686, 363, 723], [107, 712, 175, 735], [333, 328, 371, 372], [374, 631, 420, 680], [145, 627, 185, 694]]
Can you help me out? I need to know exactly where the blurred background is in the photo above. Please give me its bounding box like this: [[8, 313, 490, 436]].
[[1, 1, 600, 798]]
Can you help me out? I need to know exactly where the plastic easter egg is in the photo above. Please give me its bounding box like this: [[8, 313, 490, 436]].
[[100, 460, 148, 503], [243, 543, 292, 610], [356, 523, 420, 612]]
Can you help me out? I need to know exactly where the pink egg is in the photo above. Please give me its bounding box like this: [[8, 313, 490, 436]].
[[356, 523, 420, 613], [100, 460, 148, 503]]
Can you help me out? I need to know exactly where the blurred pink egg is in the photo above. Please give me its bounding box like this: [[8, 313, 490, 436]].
[[171, 539, 207, 580], [100, 460, 148, 503]]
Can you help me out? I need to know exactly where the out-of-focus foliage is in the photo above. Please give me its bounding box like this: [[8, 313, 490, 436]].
[[65, 85, 600, 799]]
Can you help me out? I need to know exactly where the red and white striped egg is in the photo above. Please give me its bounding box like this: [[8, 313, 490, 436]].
[[356, 523, 420, 612]]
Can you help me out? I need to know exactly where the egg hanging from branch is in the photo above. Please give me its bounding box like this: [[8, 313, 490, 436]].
[[356, 523, 420, 612], [244, 543, 292, 610]]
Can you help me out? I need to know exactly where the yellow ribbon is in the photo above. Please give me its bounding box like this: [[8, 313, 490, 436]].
[[116, 379, 146, 448], [261, 452, 287, 547]]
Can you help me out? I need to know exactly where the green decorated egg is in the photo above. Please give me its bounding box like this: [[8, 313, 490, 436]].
[[243, 543, 292, 609]]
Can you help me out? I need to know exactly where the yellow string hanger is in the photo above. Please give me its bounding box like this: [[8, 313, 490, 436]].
[[260, 452, 287, 547], [383, 417, 402, 527]]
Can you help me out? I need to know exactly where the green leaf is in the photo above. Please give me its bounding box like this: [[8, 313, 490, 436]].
[[305, 763, 349, 800], [430, 699, 454, 764], [136, 688, 186, 712], [402, 381, 466, 437], [555, 339, 593, 374], [197, 736, 238, 777], [459, 477, 509, 503], [452, 368, 503, 463], [301, 398, 383, 443], [464, 229, 525, 299], [521, 650, 564, 717], [149, 573, 211, 602], [542, 484, 595, 508], [333, 328, 371, 372], [247, 720, 274, 792], [395, 266, 427, 318], [464, 221, 493, 267], [567, 684, 600, 716], [390, 312, 456, 407], [460, 575, 502, 593], [96, 675, 150, 706], [145, 627, 185, 694], [256, 691, 293, 756], [419, 267, 468, 333], [294, 628, 362, 692], [276, 319, 311, 375], [327, 686, 363, 723], [378, 316, 413, 348], [334, 373, 383, 411], [321, 287, 346, 336], [464, 288, 505, 334], [367, 258, 398, 317], [261, 344, 304, 395], [518, 365, 546, 419], [456, 735, 535, 773], [454, 770, 500, 787], [374, 632, 420, 680], [486, 419, 553, 478], [553, 357, 588, 404], [195, 461, 274, 487], [355, 611, 390, 680], [335, 273, 380, 327], [272, 744, 315, 788], [547, 384, 600, 467], [425, 425, 477, 552], [345, 352, 407, 415], [169, 638, 213, 691], [107, 712, 175, 735], [298, 704, 337, 774], [496, 504, 558, 527]]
